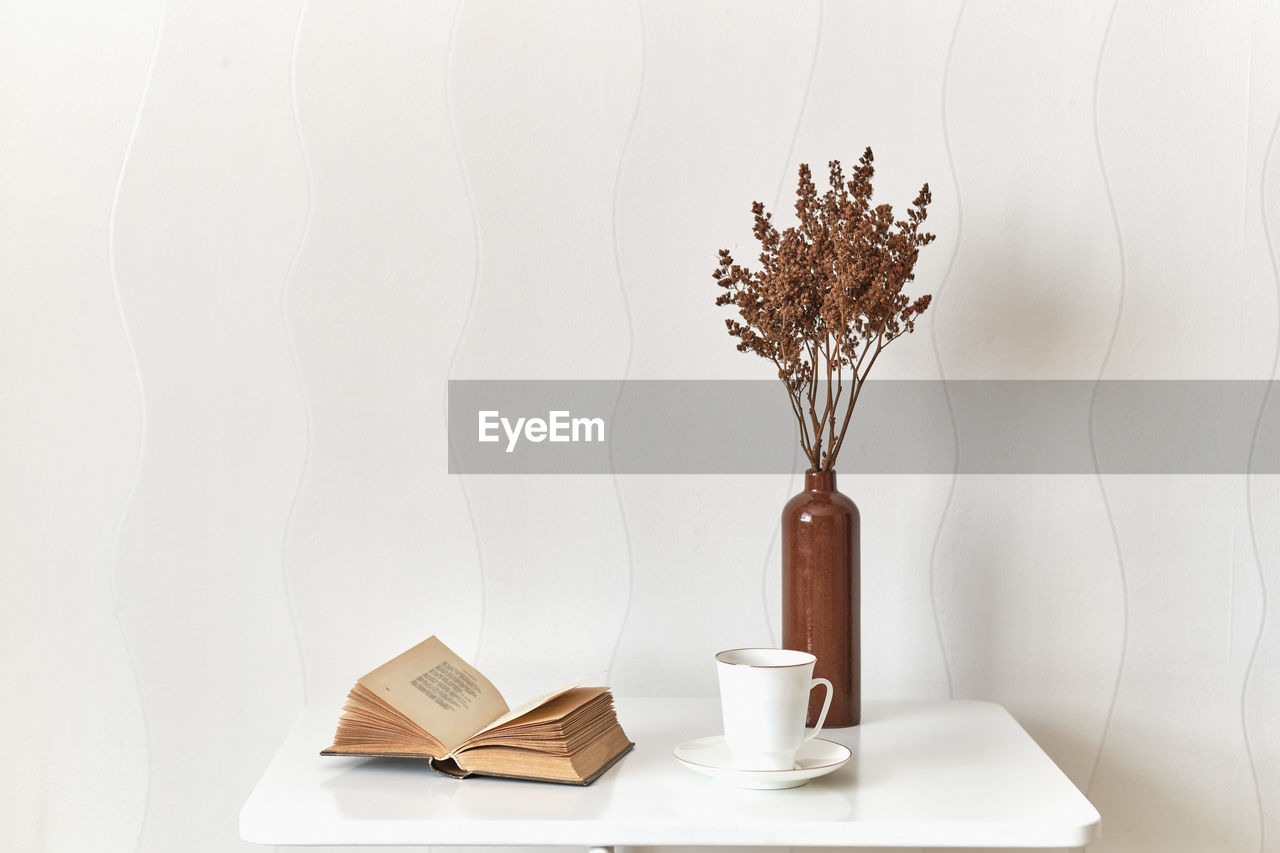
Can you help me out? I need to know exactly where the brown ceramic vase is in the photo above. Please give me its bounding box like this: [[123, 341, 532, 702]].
[[782, 469, 860, 727]]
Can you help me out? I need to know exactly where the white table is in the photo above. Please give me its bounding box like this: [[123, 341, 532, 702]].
[[240, 698, 1100, 849]]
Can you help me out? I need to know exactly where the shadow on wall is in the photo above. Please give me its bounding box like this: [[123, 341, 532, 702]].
[[1037, 716, 1251, 853], [938, 222, 1120, 379]]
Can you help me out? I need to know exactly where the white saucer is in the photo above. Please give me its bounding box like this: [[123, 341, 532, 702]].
[[673, 735, 852, 789]]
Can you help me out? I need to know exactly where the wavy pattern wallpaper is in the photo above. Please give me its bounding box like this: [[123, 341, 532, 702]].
[[2, 1, 1278, 851]]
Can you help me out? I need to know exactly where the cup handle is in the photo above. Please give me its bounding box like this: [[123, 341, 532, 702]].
[[803, 677, 833, 742]]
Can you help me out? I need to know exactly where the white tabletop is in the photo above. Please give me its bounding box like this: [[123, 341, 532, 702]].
[[240, 698, 1100, 848]]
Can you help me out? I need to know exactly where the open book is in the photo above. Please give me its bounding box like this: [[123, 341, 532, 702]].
[[321, 636, 633, 785]]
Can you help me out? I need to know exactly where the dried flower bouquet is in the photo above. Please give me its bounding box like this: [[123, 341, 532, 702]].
[[714, 148, 935, 471]]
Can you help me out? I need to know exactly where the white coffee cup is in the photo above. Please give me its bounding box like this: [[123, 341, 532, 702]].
[[715, 648, 833, 770]]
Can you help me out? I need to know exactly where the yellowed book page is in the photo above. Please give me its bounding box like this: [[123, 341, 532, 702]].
[[469, 675, 596, 739], [460, 687, 610, 751], [455, 725, 634, 784], [357, 636, 508, 753]]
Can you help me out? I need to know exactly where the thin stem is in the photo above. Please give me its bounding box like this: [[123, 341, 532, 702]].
[[828, 356, 843, 463], [773, 356, 813, 463], [822, 335, 835, 467], [829, 336, 884, 466], [825, 308, 848, 466], [805, 341, 822, 457]]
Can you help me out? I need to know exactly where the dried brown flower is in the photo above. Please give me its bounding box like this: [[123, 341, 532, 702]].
[[714, 148, 935, 471]]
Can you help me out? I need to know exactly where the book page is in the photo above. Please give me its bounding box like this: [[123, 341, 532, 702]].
[[357, 636, 509, 753], [470, 674, 596, 737]]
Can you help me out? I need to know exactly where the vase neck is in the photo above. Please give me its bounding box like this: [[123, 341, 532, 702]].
[[804, 469, 838, 492]]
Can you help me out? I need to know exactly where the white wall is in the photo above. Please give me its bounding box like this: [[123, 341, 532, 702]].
[[2, 1, 1278, 852]]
